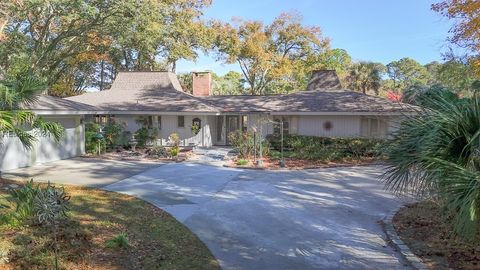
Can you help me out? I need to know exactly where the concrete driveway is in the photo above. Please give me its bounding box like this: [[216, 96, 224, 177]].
[[104, 163, 410, 270], [3, 157, 410, 269]]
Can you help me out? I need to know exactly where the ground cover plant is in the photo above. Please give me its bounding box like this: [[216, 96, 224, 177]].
[[0, 179, 219, 270]]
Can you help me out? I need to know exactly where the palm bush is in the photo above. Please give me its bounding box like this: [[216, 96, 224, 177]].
[[0, 75, 63, 149], [383, 91, 480, 238]]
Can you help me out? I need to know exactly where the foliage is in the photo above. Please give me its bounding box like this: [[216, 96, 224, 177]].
[[191, 122, 201, 135], [105, 233, 129, 249], [382, 93, 480, 238], [32, 182, 70, 226], [236, 159, 248, 166], [228, 131, 270, 158], [347, 62, 385, 95], [85, 123, 106, 155], [8, 180, 40, 223], [212, 71, 246, 95], [103, 121, 125, 149], [432, 1, 480, 76], [266, 134, 382, 161], [170, 146, 179, 158], [135, 127, 156, 148], [169, 132, 181, 147], [402, 84, 460, 108], [386, 57, 431, 93], [0, 0, 213, 96], [0, 75, 64, 149], [213, 12, 330, 94]]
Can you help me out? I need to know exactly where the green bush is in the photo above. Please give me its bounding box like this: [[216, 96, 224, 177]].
[[85, 123, 106, 155], [236, 159, 248, 166], [103, 121, 125, 149], [266, 134, 382, 161], [135, 128, 156, 148], [170, 146, 179, 158], [105, 233, 129, 249], [169, 132, 181, 147], [8, 180, 40, 223], [228, 131, 270, 158]]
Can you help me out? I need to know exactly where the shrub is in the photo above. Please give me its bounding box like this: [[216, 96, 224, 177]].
[[266, 134, 382, 161], [191, 122, 200, 135], [85, 123, 106, 155], [103, 121, 125, 149], [170, 146, 179, 158], [228, 131, 270, 158], [236, 159, 248, 166], [135, 128, 155, 148], [105, 233, 129, 249], [383, 93, 480, 239], [9, 180, 40, 223], [169, 132, 181, 147]]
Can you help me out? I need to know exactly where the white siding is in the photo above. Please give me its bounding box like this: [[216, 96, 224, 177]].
[[110, 114, 213, 147], [0, 116, 85, 171], [296, 115, 362, 138]]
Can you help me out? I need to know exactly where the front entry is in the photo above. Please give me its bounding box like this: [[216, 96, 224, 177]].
[[226, 115, 240, 144]]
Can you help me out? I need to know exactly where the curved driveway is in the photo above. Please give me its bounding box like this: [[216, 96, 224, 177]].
[[104, 163, 411, 270]]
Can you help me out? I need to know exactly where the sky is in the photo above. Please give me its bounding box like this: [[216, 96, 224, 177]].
[[176, 0, 454, 76]]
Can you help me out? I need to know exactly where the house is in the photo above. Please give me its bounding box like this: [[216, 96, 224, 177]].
[[0, 70, 416, 170]]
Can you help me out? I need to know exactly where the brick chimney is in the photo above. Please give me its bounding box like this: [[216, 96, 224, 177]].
[[307, 70, 342, 91], [192, 71, 212, 96]]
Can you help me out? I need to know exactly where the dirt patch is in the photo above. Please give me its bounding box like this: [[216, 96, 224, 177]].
[[393, 201, 480, 270], [0, 178, 219, 270]]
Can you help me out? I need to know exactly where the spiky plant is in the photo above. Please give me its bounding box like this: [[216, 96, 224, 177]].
[[383, 90, 480, 238], [0, 75, 64, 149]]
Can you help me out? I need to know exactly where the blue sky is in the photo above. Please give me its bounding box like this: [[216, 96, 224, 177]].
[[176, 0, 454, 75]]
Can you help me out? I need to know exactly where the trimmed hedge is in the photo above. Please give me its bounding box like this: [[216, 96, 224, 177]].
[[266, 134, 383, 161]]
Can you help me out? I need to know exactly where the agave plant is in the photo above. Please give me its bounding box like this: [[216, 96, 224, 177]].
[[383, 90, 480, 238]]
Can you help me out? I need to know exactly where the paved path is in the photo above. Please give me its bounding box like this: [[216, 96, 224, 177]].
[[104, 163, 411, 270], [3, 156, 411, 269]]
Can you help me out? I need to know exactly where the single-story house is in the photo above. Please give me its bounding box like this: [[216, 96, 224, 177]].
[[0, 70, 416, 170]]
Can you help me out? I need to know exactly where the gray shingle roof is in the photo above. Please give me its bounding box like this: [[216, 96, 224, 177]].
[[62, 71, 416, 114], [203, 90, 416, 113], [65, 72, 219, 113], [22, 95, 97, 111]]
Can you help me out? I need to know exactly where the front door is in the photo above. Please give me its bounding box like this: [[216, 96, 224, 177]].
[[226, 115, 240, 144]]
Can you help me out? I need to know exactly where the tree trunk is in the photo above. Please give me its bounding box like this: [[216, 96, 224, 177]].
[[100, 60, 105, 91]]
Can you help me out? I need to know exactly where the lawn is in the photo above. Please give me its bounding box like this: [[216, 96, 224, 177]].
[[0, 179, 220, 270]]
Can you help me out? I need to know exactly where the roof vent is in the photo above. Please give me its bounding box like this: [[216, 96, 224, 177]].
[[306, 70, 342, 91]]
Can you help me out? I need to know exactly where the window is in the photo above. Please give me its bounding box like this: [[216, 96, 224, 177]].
[[361, 117, 387, 138], [192, 118, 201, 135], [147, 116, 154, 129], [178, 116, 185, 128], [157, 116, 162, 130]]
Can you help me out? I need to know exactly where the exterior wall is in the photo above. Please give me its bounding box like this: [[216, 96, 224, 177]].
[[0, 116, 85, 171], [105, 114, 213, 147], [296, 115, 362, 137]]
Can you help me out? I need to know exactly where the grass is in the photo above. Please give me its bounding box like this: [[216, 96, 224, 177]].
[[0, 179, 220, 270], [236, 159, 248, 166], [393, 201, 480, 270]]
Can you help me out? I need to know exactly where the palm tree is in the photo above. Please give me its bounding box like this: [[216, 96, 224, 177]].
[[0, 76, 64, 149], [383, 91, 480, 238], [347, 62, 385, 95]]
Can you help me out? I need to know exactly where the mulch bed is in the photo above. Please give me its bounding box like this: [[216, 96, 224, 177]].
[[393, 201, 480, 270], [226, 157, 379, 170], [81, 148, 193, 162]]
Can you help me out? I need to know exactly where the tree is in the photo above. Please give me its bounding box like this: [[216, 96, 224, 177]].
[[318, 48, 352, 86], [347, 62, 385, 95], [213, 12, 330, 95], [433, 1, 480, 75], [0, 0, 213, 96], [0, 75, 63, 149], [213, 71, 245, 95], [386, 57, 431, 93]]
